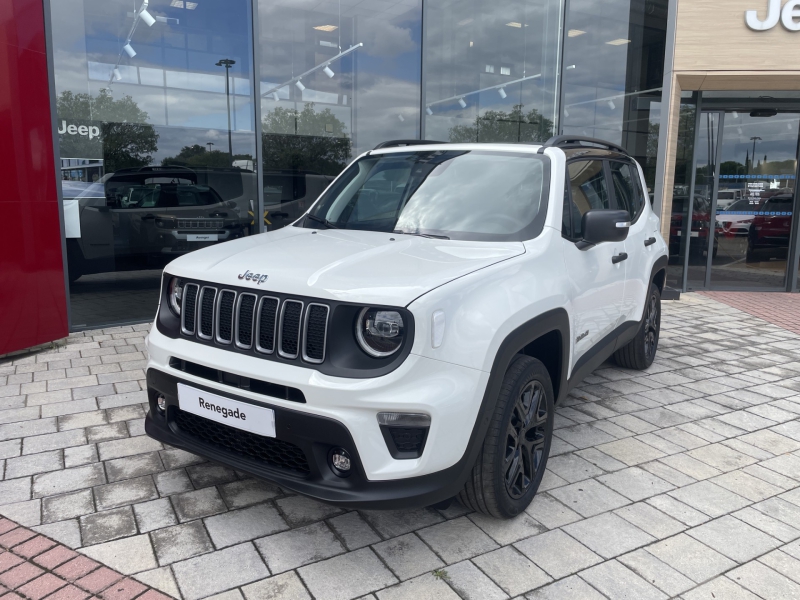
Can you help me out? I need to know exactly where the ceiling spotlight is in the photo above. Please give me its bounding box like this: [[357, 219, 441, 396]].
[[123, 43, 136, 58], [113, 68, 122, 81], [272, 92, 279, 102], [732, 111, 739, 118], [398, 114, 405, 122], [568, 29, 586, 37], [295, 79, 305, 92], [426, 107, 433, 116], [606, 38, 631, 45], [458, 98, 467, 108], [323, 65, 334, 78], [566, 64, 577, 70], [139, 8, 156, 26], [314, 25, 338, 31], [608, 99, 616, 110], [506, 22, 522, 28], [498, 87, 507, 99]]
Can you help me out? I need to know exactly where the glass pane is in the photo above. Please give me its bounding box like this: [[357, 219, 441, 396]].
[[686, 112, 720, 289], [665, 93, 697, 290], [51, 0, 257, 328], [560, 0, 668, 191], [422, 0, 562, 144], [568, 160, 610, 239], [257, 0, 422, 229], [710, 111, 799, 289], [609, 161, 642, 220], [308, 150, 549, 241]]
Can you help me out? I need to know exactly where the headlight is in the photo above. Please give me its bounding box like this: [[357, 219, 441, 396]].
[[355, 308, 405, 357], [168, 277, 183, 316]]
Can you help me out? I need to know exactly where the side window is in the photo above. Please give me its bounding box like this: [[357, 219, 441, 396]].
[[610, 161, 644, 221], [566, 160, 610, 239]]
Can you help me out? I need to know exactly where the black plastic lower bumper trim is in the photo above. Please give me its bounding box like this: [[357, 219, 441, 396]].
[[145, 368, 469, 509]]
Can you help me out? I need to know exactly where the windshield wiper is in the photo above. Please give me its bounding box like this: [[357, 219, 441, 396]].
[[393, 230, 450, 240], [306, 214, 339, 229]]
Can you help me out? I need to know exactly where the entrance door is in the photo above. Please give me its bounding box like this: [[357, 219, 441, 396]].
[[687, 109, 800, 290]]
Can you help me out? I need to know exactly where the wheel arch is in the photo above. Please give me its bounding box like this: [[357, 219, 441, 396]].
[[490, 308, 571, 406]]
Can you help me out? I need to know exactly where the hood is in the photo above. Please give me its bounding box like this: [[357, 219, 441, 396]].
[[165, 226, 525, 306]]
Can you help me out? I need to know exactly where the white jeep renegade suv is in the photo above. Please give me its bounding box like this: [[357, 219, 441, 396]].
[[145, 136, 668, 519]]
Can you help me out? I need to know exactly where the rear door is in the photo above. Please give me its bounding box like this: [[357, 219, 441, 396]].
[[561, 159, 627, 372], [609, 160, 651, 323]]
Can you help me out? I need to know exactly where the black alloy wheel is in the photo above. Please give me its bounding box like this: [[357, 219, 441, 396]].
[[613, 282, 661, 370], [642, 290, 660, 363], [505, 381, 548, 499], [459, 355, 554, 519]]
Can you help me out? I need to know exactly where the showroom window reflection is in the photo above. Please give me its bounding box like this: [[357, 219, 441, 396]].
[[422, 0, 562, 144], [50, 0, 258, 328], [560, 0, 667, 190], [256, 0, 423, 230]]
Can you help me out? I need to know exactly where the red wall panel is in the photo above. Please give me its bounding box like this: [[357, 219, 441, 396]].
[[0, 0, 69, 354]]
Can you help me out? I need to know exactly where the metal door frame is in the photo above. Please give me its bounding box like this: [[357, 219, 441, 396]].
[[684, 98, 800, 292]]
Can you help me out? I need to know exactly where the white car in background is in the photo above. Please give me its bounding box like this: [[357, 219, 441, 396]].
[[144, 137, 668, 519]]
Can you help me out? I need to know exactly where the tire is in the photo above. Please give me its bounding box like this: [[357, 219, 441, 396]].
[[614, 282, 661, 370], [458, 355, 554, 519]]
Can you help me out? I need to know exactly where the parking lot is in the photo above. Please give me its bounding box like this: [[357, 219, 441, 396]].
[[2, 293, 800, 600]]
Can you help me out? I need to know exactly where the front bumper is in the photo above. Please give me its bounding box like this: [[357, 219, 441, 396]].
[[146, 368, 471, 509], [144, 325, 490, 508]]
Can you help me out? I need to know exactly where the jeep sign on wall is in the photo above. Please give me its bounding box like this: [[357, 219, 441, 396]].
[[746, 0, 800, 30]]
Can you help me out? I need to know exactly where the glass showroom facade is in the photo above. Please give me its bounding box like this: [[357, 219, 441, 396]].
[[51, 0, 669, 329]]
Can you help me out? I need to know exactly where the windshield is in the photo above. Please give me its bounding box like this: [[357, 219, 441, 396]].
[[301, 150, 550, 241]]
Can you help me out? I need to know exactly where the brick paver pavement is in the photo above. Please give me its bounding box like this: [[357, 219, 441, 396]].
[[0, 516, 171, 600], [702, 291, 800, 336], [1, 293, 800, 599]]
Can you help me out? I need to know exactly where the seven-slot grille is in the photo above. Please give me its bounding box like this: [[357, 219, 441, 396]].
[[177, 219, 224, 229], [181, 284, 329, 364]]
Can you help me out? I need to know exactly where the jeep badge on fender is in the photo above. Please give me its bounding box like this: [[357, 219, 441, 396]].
[[145, 136, 668, 519]]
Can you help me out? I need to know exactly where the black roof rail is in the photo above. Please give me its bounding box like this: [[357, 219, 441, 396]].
[[537, 135, 628, 156], [373, 139, 447, 150]]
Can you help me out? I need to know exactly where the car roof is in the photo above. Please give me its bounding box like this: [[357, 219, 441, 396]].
[[369, 142, 631, 161]]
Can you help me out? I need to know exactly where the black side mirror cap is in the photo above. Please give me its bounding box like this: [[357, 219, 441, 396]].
[[579, 209, 630, 248]]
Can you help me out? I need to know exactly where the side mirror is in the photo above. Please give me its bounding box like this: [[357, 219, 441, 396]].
[[579, 209, 630, 248]]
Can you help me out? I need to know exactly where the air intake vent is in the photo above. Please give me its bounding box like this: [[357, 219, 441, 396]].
[[216, 290, 236, 344], [279, 300, 303, 359], [236, 294, 257, 348], [198, 287, 217, 339], [181, 284, 199, 334], [256, 297, 279, 354], [303, 304, 329, 363], [173, 409, 310, 474]]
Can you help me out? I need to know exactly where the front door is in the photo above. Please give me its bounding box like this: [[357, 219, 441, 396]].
[[686, 109, 800, 290], [561, 159, 627, 372]]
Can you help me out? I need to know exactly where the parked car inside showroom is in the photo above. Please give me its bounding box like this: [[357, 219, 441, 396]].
[[144, 137, 668, 519], [64, 166, 255, 282]]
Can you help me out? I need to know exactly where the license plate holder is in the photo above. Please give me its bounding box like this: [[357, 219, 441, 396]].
[[177, 383, 276, 437]]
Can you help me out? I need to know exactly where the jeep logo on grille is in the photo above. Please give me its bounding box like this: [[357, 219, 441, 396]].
[[238, 270, 269, 285]]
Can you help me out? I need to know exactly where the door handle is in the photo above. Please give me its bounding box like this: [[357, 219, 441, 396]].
[[612, 252, 628, 264], [644, 237, 657, 247]]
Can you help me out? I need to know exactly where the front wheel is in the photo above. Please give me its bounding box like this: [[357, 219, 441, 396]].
[[458, 355, 554, 519], [614, 282, 661, 370]]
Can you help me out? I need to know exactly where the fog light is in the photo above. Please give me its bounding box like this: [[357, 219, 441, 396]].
[[330, 448, 351, 476], [157, 394, 166, 413]]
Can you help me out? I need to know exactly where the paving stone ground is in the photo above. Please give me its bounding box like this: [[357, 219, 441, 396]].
[[2, 293, 800, 600]]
